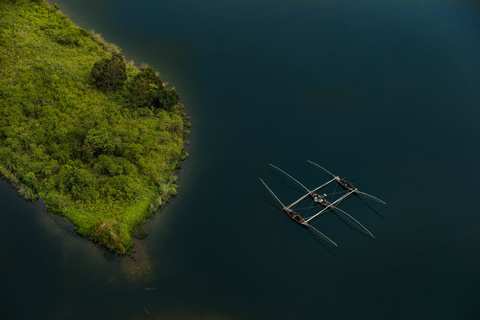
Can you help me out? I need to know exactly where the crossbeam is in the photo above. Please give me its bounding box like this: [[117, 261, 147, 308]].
[[311, 177, 337, 194], [305, 189, 357, 223], [286, 178, 336, 209]]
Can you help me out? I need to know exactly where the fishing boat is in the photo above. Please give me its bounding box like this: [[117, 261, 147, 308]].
[[259, 178, 307, 227], [284, 208, 307, 225], [259, 178, 337, 246], [307, 160, 386, 205], [260, 162, 385, 245], [268, 164, 375, 238]]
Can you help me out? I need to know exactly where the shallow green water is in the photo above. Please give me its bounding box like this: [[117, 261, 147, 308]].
[[2, 0, 480, 319]]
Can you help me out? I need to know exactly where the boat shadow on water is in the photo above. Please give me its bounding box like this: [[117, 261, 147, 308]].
[[316, 194, 383, 239], [306, 226, 337, 258], [261, 192, 377, 249], [270, 167, 306, 195], [330, 209, 376, 240], [260, 195, 337, 257], [261, 194, 283, 212], [357, 196, 385, 220]]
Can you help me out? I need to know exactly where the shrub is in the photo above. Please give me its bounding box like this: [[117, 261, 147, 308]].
[[128, 68, 164, 108], [68, 169, 99, 201], [91, 53, 127, 91], [23, 171, 36, 184], [84, 127, 115, 155], [159, 182, 177, 201], [127, 68, 180, 111], [121, 143, 144, 163], [155, 88, 179, 111], [94, 155, 123, 176], [91, 220, 126, 254], [103, 175, 141, 200], [94, 155, 136, 176]]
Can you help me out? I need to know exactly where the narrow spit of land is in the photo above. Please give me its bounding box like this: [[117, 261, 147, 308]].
[[0, 0, 190, 254]]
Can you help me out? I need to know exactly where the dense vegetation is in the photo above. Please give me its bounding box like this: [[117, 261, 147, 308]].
[[0, 0, 189, 253]]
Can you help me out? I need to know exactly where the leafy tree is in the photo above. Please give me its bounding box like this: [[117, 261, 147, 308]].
[[91, 53, 127, 91], [128, 67, 164, 108], [23, 171, 36, 184], [84, 127, 115, 156], [69, 169, 99, 200], [94, 155, 136, 176], [103, 175, 141, 200], [156, 88, 179, 111], [121, 143, 144, 163]]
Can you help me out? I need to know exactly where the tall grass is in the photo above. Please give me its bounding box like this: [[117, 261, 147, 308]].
[[0, 0, 187, 254]]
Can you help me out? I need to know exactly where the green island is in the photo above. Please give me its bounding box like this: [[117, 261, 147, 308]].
[[0, 0, 190, 254]]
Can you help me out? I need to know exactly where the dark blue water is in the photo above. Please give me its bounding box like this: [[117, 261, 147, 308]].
[[2, 0, 480, 319]]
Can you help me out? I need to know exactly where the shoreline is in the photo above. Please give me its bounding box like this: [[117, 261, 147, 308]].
[[0, 0, 190, 255]]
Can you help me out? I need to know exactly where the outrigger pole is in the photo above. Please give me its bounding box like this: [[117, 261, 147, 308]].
[[305, 189, 357, 223], [268, 162, 336, 209], [259, 178, 338, 247], [286, 177, 336, 209], [259, 178, 286, 209], [269, 164, 374, 238], [307, 160, 387, 205]]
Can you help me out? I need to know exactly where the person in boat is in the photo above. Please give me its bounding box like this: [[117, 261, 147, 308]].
[[339, 177, 355, 190]]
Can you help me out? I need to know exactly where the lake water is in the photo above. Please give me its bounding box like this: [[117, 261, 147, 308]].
[[2, 0, 480, 319]]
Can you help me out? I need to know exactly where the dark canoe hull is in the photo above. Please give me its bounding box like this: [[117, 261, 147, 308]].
[[338, 178, 355, 191], [310, 192, 332, 208], [284, 209, 307, 226]]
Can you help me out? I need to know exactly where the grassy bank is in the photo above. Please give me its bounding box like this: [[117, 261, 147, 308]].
[[0, 0, 189, 254]]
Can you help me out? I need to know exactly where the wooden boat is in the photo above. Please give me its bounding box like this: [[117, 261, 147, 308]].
[[268, 164, 375, 238], [337, 177, 355, 191], [307, 160, 386, 205], [259, 178, 337, 246], [311, 192, 330, 206], [284, 208, 307, 226], [260, 162, 386, 244]]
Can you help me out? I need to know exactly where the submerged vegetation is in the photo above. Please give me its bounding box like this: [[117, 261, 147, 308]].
[[0, 0, 189, 254]]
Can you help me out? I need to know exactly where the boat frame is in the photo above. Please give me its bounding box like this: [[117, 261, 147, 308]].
[[260, 161, 386, 246]]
